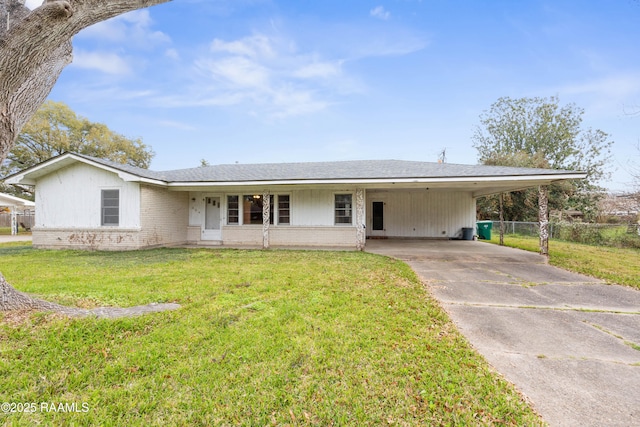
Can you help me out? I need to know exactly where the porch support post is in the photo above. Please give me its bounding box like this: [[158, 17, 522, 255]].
[[538, 185, 549, 257], [355, 188, 365, 250], [262, 191, 270, 249]]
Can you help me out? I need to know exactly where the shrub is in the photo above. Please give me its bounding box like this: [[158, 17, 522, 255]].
[[556, 222, 605, 246], [608, 233, 640, 249], [553, 222, 640, 249]]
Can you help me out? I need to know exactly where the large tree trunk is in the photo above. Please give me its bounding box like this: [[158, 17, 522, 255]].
[[0, 0, 171, 312]]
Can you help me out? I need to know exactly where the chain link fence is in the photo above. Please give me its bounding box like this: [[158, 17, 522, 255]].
[[489, 221, 640, 249]]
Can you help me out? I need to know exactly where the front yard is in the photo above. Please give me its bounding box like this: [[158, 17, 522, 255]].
[[0, 244, 542, 426]]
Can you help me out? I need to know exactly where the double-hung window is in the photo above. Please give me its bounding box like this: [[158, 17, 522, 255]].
[[227, 195, 239, 224], [101, 189, 120, 226], [277, 195, 290, 225], [334, 194, 352, 225]]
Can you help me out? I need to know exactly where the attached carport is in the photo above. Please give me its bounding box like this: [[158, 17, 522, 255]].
[[366, 239, 640, 426], [357, 163, 586, 243]]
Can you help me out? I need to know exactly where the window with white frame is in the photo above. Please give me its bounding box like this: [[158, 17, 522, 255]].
[[277, 194, 290, 225], [227, 194, 290, 225], [227, 195, 239, 224], [334, 194, 352, 225], [101, 189, 120, 226]]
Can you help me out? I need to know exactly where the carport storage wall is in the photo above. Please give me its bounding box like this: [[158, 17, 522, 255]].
[[366, 189, 476, 239]]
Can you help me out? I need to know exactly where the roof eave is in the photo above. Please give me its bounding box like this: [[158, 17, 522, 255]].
[[0, 193, 35, 207], [4, 153, 168, 187], [167, 172, 587, 189], [471, 174, 587, 198]]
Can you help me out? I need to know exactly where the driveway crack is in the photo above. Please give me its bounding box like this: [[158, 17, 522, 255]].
[[442, 301, 640, 315], [584, 321, 640, 352]]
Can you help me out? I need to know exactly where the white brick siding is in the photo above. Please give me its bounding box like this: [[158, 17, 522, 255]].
[[269, 226, 356, 248], [139, 185, 189, 247], [32, 228, 142, 250]]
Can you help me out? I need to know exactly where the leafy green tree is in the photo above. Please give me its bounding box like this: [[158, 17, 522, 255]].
[[473, 96, 613, 222], [1, 100, 154, 197]]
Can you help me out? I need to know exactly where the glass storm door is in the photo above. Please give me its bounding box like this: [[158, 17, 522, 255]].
[[371, 201, 385, 236], [202, 196, 221, 240]]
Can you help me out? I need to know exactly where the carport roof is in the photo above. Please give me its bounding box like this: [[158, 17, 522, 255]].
[[6, 152, 586, 196], [0, 192, 35, 207]]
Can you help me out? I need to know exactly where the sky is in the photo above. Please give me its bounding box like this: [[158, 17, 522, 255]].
[[25, 0, 640, 191]]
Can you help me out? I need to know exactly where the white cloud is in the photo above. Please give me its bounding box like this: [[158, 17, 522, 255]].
[[293, 61, 342, 79], [165, 48, 180, 61], [156, 120, 197, 131], [72, 50, 132, 75], [79, 10, 171, 48], [174, 32, 353, 119], [197, 56, 270, 89], [270, 86, 330, 118], [125, 22, 422, 119], [561, 74, 640, 99], [555, 73, 640, 118], [24, 0, 43, 10], [370, 6, 391, 20], [210, 34, 275, 59]]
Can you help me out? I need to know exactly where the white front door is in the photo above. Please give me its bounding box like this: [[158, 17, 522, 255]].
[[202, 196, 221, 240]]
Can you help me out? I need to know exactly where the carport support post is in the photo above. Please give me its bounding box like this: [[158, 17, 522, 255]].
[[499, 193, 504, 246], [538, 185, 549, 256], [262, 191, 270, 249]]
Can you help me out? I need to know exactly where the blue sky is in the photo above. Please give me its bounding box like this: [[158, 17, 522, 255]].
[[26, 0, 640, 191]]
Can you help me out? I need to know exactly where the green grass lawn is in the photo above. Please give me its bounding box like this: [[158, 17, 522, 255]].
[[489, 235, 640, 289], [0, 243, 543, 426], [0, 227, 31, 236]]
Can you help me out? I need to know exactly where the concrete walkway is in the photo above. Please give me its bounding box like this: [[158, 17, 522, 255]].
[[0, 234, 32, 243], [366, 239, 640, 427]]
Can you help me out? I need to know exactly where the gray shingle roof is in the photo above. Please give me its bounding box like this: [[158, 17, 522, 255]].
[[78, 153, 579, 183]]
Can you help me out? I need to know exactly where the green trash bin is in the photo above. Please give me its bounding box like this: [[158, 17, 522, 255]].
[[477, 221, 493, 240]]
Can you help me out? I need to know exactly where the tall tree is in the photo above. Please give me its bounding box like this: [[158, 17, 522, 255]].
[[1, 100, 154, 197], [473, 96, 614, 222], [0, 0, 170, 311]]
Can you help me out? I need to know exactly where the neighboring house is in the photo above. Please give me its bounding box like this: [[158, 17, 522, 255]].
[[598, 192, 640, 219], [5, 152, 585, 250], [0, 192, 35, 235]]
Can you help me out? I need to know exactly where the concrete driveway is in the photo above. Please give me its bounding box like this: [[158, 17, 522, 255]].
[[366, 239, 640, 427]]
